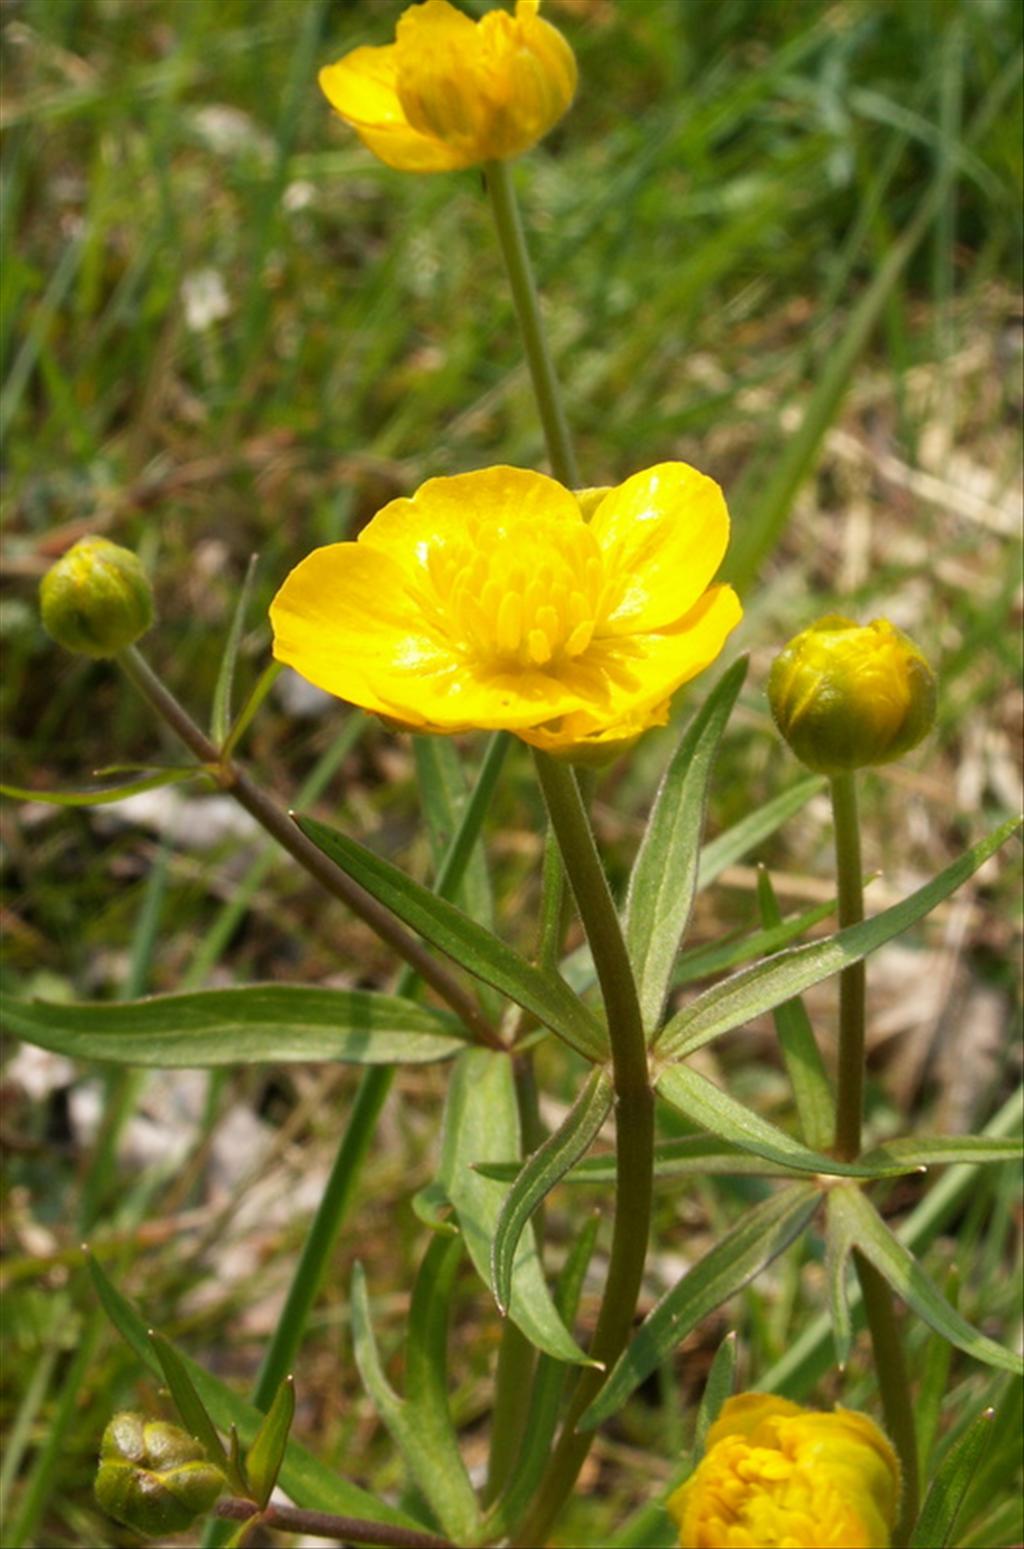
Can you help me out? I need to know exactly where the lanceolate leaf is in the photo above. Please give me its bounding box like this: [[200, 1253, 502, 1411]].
[[656, 1065, 919, 1178], [757, 867, 833, 1150], [492, 1067, 613, 1314], [210, 552, 258, 747], [909, 1409, 995, 1549], [349, 1249, 482, 1545], [0, 767, 201, 807], [832, 1187, 1024, 1375], [656, 816, 1021, 1061], [297, 814, 607, 1061], [671, 896, 837, 990], [439, 1048, 591, 1365], [624, 657, 748, 1033], [150, 1331, 242, 1492], [580, 1185, 820, 1430], [86, 1254, 421, 1531], [245, 1375, 295, 1509], [475, 1133, 834, 1186], [859, 1135, 1023, 1170], [693, 1330, 738, 1456], [824, 1190, 858, 1368], [0, 986, 472, 1067]]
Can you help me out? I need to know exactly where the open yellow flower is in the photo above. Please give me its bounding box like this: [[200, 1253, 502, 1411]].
[[270, 464, 741, 758], [669, 1394, 901, 1549], [318, 0, 577, 172]]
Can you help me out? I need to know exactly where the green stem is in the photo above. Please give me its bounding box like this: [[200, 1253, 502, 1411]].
[[854, 1252, 920, 1546], [830, 772, 866, 1161], [116, 645, 495, 1047], [829, 772, 919, 1544], [516, 754, 653, 1546], [484, 159, 579, 487]]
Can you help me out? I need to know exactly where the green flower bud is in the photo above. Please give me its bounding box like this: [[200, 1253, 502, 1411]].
[[768, 615, 937, 774], [40, 536, 154, 658], [95, 1413, 225, 1537]]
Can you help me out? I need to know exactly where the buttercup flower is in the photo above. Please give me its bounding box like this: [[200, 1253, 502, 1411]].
[[768, 615, 936, 774], [318, 0, 577, 172], [668, 1394, 900, 1549], [270, 464, 741, 758]]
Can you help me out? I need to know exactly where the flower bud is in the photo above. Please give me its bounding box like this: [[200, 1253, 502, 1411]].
[[768, 615, 936, 774], [669, 1394, 900, 1548], [95, 1413, 225, 1537], [40, 536, 154, 658]]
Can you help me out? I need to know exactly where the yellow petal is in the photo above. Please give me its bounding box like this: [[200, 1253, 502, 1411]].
[[359, 465, 583, 584], [590, 462, 731, 635], [704, 1393, 806, 1451], [318, 46, 470, 172], [523, 585, 742, 753], [270, 542, 456, 723]]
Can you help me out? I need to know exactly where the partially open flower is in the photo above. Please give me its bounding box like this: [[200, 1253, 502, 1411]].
[[669, 1394, 900, 1548], [270, 463, 741, 759], [768, 615, 936, 774], [319, 0, 577, 172], [40, 536, 154, 659], [95, 1413, 225, 1537]]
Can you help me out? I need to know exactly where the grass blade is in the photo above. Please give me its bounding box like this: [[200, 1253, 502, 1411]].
[[210, 553, 258, 748]]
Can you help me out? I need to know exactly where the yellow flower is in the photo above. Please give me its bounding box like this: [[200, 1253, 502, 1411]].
[[318, 0, 577, 172], [270, 464, 741, 758], [669, 1394, 901, 1549], [768, 615, 936, 774]]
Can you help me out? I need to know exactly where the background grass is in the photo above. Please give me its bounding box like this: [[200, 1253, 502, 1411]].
[[2, 0, 1022, 1544]]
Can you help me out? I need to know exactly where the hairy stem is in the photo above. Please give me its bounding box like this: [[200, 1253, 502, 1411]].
[[484, 159, 579, 487], [514, 754, 653, 1545]]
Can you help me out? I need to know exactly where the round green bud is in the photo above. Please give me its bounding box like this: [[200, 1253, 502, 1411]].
[[768, 615, 937, 774], [40, 536, 154, 658], [95, 1413, 225, 1537]]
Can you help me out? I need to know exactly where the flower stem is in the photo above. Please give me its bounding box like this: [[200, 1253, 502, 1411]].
[[484, 159, 579, 487], [830, 771, 866, 1161], [829, 771, 919, 1544], [213, 1496, 451, 1548], [516, 754, 653, 1545], [116, 644, 496, 1047], [854, 1251, 920, 1546]]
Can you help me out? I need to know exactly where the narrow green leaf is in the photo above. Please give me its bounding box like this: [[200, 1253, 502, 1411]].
[[413, 735, 495, 931], [1, 986, 472, 1068], [693, 1330, 738, 1456], [0, 767, 201, 807], [657, 817, 1021, 1060], [439, 1048, 591, 1365], [85, 1253, 425, 1531], [624, 657, 748, 1032], [757, 867, 834, 1150], [296, 813, 606, 1060], [580, 1185, 820, 1430], [211, 553, 258, 748], [672, 897, 837, 989], [349, 1254, 482, 1544], [475, 1133, 820, 1185], [245, 1375, 295, 1509], [656, 1065, 918, 1178], [860, 1135, 1023, 1170], [824, 1190, 857, 1368], [411, 1180, 459, 1236], [910, 1409, 995, 1549], [221, 661, 286, 761], [149, 1332, 244, 1493], [698, 775, 825, 888], [833, 1187, 1023, 1374], [486, 1214, 601, 1540], [492, 1067, 612, 1314]]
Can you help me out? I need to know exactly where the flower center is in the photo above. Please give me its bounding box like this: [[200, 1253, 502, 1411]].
[[427, 515, 606, 671]]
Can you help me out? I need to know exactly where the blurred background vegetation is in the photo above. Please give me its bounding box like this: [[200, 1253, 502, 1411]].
[[2, 0, 1022, 1544]]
